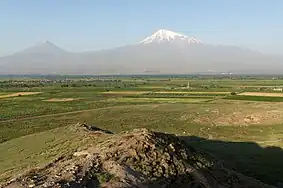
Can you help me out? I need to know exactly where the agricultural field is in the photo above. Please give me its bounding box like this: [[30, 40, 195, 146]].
[[1, 75, 283, 186]]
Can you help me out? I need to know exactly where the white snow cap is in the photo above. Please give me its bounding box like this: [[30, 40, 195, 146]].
[[140, 29, 202, 44]]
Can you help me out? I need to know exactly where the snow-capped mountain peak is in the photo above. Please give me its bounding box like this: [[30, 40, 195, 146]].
[[140, 29, 202, 44]]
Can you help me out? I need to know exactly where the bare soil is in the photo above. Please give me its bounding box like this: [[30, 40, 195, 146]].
[[0, 92, 42, 99], [43, 98, 77, 102]]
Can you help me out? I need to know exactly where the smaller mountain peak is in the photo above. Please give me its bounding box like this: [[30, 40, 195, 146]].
[[20, 40, 66, 54], [140, 29, 202, 44], [42, 40, 52, 44]]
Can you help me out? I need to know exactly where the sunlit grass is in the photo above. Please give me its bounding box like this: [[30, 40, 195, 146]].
[[106, 97, 209, 103], [154, 91, 230, 94], [0, 125, 108, 182], [101, 91, 152, 94]]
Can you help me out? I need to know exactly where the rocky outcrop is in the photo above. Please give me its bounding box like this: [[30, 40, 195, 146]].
[[4, 127, 274, 188]]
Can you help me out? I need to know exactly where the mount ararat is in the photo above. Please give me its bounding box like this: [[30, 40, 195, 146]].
[[0, 29, 281, 75]]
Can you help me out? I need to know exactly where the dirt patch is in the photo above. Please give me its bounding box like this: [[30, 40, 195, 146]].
[[239, 92, 283, 97], [0, 92, 42, 99], [214, 112, 279, 126], [43, 98, 77, 102]]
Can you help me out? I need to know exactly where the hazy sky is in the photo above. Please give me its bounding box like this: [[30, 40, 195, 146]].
[[0, 0, 282, 56]]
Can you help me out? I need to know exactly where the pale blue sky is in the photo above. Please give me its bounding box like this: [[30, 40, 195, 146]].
[[0, 0, 282, 55]]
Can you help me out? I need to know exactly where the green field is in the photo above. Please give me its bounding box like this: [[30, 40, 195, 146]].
[[225, 95, 283, 102], [1, 75, 283, 186]]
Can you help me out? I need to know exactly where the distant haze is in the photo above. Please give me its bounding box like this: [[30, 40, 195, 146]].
[[0, 29, 282, 75]]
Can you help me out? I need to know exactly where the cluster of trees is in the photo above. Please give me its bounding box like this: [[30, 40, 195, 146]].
[[0, 82, 45, 88], [60, 82, 143, 88]]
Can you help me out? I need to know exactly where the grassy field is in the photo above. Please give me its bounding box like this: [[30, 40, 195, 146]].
[[106, 97, 210, 103], [2, 75, 283, 185]]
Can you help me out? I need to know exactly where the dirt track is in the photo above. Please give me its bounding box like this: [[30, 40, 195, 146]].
[[0, 92, 42, 99], [43, 98, 77, 102]]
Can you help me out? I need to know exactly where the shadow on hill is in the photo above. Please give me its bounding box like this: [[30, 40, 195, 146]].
[[80, 123, 114, 134], [179, 135, 283, 187]]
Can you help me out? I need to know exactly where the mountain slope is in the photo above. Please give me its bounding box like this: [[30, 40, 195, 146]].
[[0, 41, 79, 74]]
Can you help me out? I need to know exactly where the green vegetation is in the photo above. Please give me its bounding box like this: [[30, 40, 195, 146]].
[[106, 97, 210, 103], [225, 95, 283, 102], [0, 125, 109, 182], [1, 75, 283, 185]]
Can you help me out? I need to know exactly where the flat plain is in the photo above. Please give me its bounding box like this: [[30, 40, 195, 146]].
[[1, 75, 283, 185]]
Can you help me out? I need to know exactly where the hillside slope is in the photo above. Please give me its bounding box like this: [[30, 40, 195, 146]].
[[4, 125, 274, 188]]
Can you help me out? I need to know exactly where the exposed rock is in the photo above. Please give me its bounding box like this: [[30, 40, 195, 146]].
[[79, 123, 114, 134]]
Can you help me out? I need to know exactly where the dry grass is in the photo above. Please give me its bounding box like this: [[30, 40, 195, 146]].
[[182, 101, 283, 126], [0, 92, 42, 99], [43, 98, 77, 102], [238, 92, 283, 97], [154, 91, 230, 94]]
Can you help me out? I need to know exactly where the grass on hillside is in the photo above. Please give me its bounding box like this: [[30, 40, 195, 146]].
[[3, 99, 283, 142], [1, 108, 283, 185], [0, 125, 109, 182]]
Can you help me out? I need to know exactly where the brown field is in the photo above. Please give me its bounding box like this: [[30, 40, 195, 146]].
[[43, 98, 77, 102], [0, 92, 42, 99], [238, 92, 283, 97]]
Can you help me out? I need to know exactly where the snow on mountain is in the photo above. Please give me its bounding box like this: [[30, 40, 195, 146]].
[[140, 29, 202, 44]]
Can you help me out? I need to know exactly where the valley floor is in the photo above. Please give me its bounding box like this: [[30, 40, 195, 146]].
[[1, 76, 283, 186]]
